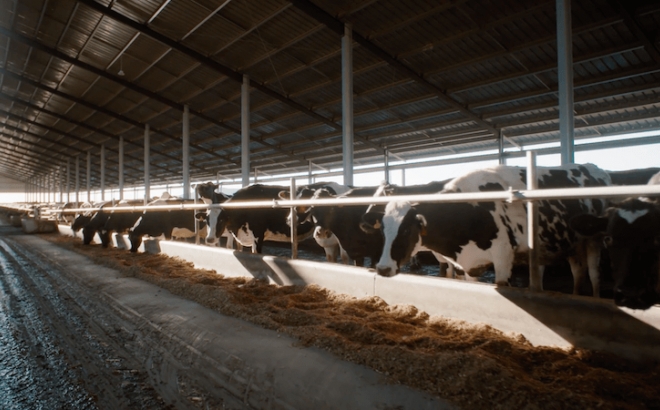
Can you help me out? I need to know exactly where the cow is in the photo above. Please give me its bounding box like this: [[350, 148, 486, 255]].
[[571, 170, 660, 309], [607, 167, 660, 186], [99, 199, 147, 248], [361, 164, 612, 297], [71, 202, 98, 233], [128, 198, 205, 252], [282, 181, 352, 263], [306, 186, 383, 267], [366, 180, 456, 275], [194, 182, 236, 248], [195, 182, 230, 205], [199, 184, 316, 253], [81, 201, 115, 245]]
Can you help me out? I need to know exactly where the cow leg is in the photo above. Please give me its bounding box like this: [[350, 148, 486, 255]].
[[339, 247, 350, 265], [587, 239, 602, 298], [432, 252, 455, 279], [493, 250, 514, 287], [324, 244, 339, 262], [568, 255, 587, 296]]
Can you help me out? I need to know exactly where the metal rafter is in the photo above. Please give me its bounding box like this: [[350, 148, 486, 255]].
[[0, 92, 190, 178], [75, 0, 389, 158]]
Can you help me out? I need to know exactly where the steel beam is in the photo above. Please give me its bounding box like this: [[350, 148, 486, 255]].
[[342, 23, 354, 186], [556, 0, 574, 164], [242, 74, 250, 187]]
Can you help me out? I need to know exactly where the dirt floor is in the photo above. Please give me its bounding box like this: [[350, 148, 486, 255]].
[[35, 232, 660, 410]]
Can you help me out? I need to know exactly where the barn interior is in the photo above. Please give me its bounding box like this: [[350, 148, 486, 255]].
[[1, 0, 660, 409]]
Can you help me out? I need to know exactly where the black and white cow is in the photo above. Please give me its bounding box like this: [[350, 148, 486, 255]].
[[365, 179, 460, 277], [607, 167, 660, 186], [71, 202, 97, 233], [100, 199, 147, 248], [194, 182, 236, 249], [307, 186, 383, 267], [361, 164, 612, 296], [200, 184, 315, 253], [81, 201, 114, 245], [571, 170, 660, 309], [195, 182, 231, 205], [282, 181, 352, 263], [128, 198, 204, 253]]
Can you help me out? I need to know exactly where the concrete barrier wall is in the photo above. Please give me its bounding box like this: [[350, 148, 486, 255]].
[[57, 225, 660, 362]]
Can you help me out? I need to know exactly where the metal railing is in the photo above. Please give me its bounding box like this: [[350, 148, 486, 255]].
[[9, 152, 660, 293]]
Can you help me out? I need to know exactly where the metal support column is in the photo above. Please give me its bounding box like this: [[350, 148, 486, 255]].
[[527, 151, 541, 292], [384, 148, 390, 184], [75, 156, 80, 205], [290, 178, 298, 259], [58, 165, 63, 203], [144, 124, 150, 204], [66, 157, 71, 203], [100, 144, 105, 201], [342, 23, 354, 186], [308, 160, 313, 184], [119, 136, 124, 200], [182, 105, 190, 199], [498, 131, 505, 165], [556, 0, 574, 164], [86, 151, 91, 203], [241, 74, 250, 187]]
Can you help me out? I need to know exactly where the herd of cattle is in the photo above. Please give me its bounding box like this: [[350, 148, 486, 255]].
[[55, 164, 660, 310]]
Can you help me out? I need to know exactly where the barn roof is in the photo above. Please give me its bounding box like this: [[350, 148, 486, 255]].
[[1, 0, 659, 188]]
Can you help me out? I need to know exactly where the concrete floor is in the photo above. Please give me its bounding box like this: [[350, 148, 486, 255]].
[[0, 223, 456, 410]]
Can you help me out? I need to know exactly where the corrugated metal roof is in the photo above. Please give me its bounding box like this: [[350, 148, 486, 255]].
[[1, 0, 659, 188]]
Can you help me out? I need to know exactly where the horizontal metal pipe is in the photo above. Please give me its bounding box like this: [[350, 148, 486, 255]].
[[41, 183, 660, 214]]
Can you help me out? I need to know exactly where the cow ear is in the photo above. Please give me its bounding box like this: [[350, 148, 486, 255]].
[[194, 212, 206, 221], [278, 190, 290, 200], [416, 214, 428, 236], [360, 211, 384, 233], [570, 214, 608, 236]]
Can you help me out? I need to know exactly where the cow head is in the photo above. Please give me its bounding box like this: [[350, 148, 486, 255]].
[[571, 199, 660, 310], [361, 201, 426, 277], [71, 214, 91, 233], [279, 187, 315, 228], [196, 208, 228, 245]]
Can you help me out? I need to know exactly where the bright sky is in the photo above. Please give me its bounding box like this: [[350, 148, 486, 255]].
[[2, 132, 659, 203]]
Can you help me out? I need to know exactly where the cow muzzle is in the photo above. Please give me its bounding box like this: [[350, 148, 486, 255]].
[[613, 287, 656, 310], [376, 263, 398, 277], [205, 236, 219, 245]]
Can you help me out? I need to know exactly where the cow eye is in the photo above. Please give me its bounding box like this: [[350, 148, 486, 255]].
[[603, 236, 613, 247]]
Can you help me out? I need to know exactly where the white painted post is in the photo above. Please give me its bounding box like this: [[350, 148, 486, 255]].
[[66, 157, 70, 203], [144, 124, 150, 204], [308, 160, 313, 184], [290, 177, 298, 259], [342, 23, 354, 186], [384, 148, 390, 184], [242, 74, 250, 187], [75, 156, 79, 205], [119, 136, 124, 200], [402, 168, 406, 186], [86, 151, 91, 203], [527, 151, 541, 292], [498, 131, 505, 165], [556, 0, 574, 164], [100, 144, 105, 201], [58, 165, 63, 203], [182, 104, 190, 199]]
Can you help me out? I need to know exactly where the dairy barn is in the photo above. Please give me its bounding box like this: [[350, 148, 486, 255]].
[[1, 0, 660, 408]]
